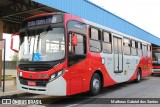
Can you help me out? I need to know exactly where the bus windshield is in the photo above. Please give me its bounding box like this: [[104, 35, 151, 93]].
[[152, 51, 160, 64], [19, 27, 65, 62]]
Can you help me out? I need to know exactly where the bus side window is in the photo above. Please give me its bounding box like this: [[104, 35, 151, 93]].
[[102, 31, 112, 53], [75, 34, 86, 55], [142, 45, 147, 56], [137, 42, 142, 57], [131, 40, 137, 56], [69, 33, 86, 55], [90, 27, 101, 52], [68, 33, 86, 66], [123, 38, 131, 55], [147, 45, 151, 57]]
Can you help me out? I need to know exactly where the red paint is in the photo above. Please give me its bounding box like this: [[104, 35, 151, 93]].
[[129, 56, 152, 81], [10, 32, 19, 53], [27, 12, 55, 19], [70, 77, 83, 95], [153, 66, 160, 69]]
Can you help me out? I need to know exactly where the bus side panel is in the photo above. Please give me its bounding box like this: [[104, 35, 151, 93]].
[[129, 57, 143, 81], [141, 56, 152, 77], [88, 52, 117, 87], [129, 56, 152, 80], [63, 13, 90, 95], [147, 56, 152, 76]]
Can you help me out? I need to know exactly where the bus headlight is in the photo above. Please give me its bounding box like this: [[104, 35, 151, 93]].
[[49, 70, 64, 82]]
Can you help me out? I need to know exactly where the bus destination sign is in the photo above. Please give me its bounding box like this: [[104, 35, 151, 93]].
[[22, 15, 62, 28]]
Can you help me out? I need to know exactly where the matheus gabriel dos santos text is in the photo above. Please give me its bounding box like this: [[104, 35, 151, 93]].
[[111, 99, 159, 104]]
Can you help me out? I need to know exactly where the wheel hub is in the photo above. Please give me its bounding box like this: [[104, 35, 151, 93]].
[[138, 72, 140, 80], [93, 79, 100, 91]]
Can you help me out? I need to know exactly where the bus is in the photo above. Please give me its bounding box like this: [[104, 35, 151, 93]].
[[10, 12, 152, 96], [152, 46, 160, 74]]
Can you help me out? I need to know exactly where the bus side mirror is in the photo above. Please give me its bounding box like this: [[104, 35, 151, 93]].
[[10, 32, 20, 53], [71, 33, 78, 47]]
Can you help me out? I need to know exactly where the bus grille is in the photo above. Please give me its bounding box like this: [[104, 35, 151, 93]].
[[19, 77, 48, 87], [18, 64, 52, 71]]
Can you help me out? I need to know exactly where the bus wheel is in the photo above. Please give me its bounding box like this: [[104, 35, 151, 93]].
[[135, 69, 141, 83], [89, 73, 101, 95], [151, 73, 154, 76]]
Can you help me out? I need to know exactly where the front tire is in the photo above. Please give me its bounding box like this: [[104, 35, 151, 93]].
[[89, 73, 101, 95], [151, 73, 154, 76], [135, 69, 141, 83]]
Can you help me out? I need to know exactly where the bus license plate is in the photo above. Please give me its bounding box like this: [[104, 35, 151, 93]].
[[28, 81, 36, 86]]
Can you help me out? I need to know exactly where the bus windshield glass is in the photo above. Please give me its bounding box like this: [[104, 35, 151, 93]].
[[19, 27, 65, 62], [152, 50, 160, 64]]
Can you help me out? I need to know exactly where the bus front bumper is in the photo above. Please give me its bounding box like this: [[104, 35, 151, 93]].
[[152, 69, 160, 74], [17, 76, 67, 96]]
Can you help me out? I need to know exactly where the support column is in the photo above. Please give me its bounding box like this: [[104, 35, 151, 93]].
[[0, 20, 3, 87]]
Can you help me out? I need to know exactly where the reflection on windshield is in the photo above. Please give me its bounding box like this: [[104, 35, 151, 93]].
[[152, 51, 160, 63], [19, 28, 65, 62]]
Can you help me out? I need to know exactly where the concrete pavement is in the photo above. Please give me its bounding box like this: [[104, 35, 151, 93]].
[[0, 81, 24, 97], [4, 69, 17, 76], [0, 69, 25, 97]]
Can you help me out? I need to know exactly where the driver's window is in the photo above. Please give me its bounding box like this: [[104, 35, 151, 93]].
[[68, 33, 86, 67], [69, 33, 86, 55]]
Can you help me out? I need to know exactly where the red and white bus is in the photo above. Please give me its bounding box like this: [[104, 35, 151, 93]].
[[152, 46, 160, 74], [11, 12, 152, 96]]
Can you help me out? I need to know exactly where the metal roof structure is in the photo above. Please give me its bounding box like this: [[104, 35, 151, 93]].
[[0, 0, 60, 33], [33, 0, 160, 46], [0, 0, 159, 45]]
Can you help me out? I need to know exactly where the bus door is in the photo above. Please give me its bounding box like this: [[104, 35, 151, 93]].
[[113, 36, 123, 82], [67, 32, 87, 95]]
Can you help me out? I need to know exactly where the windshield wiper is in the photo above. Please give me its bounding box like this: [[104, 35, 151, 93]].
[[24, 29, 32, 53], [36, 25, 52, 52], [39, 25, 51, 38]]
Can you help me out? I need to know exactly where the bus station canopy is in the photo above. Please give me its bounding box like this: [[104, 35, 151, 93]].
[[33, 0, 160, 46], [0, 0, 159, 46], [0, 0, 60, 34]]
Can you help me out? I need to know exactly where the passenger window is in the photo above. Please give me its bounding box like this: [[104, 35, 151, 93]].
[[75, 34, 86, 54], [123, 38, 131, 55], [131, 40, 137, 56], [137, 42, 142, 57], [103, 32, 110, 42], [90, 28, 100, 40], [90, 27, 101, 52], [102, 31, 112, 53], [148, 45, 151, 51], [147, 45, 151, 57], [142, 45, 147, 56], [132, 40, 136, 48]]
